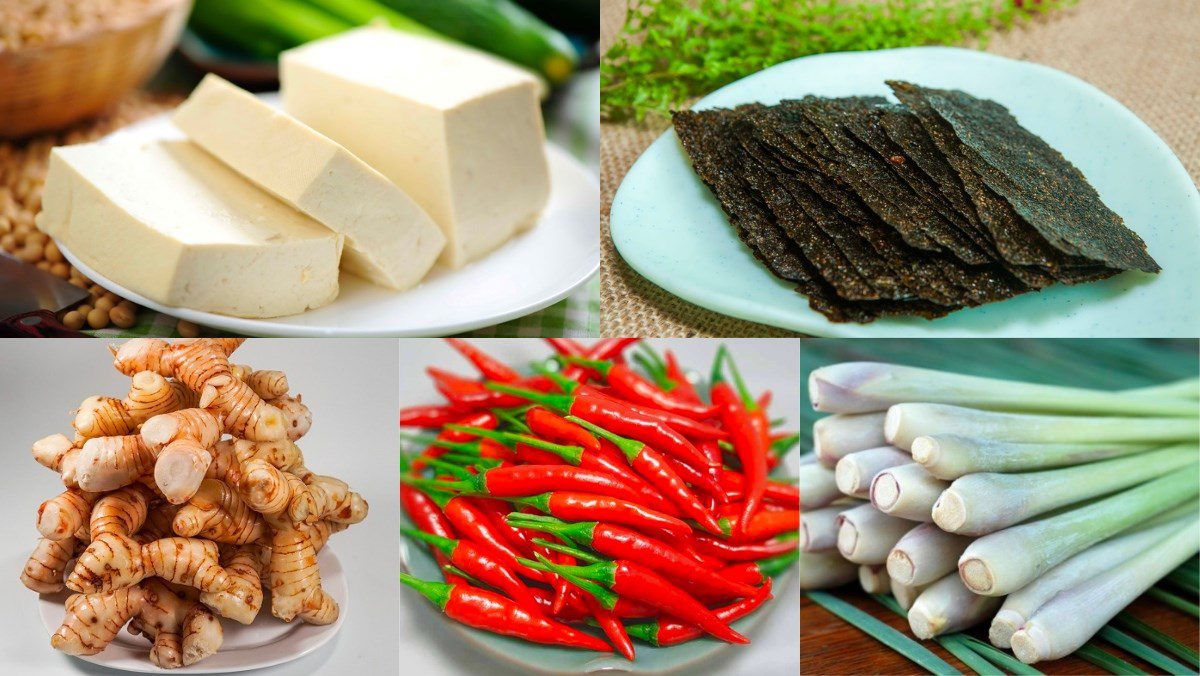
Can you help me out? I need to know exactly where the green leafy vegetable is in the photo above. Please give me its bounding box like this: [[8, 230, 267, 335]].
[[602, 0, 1074, 123]]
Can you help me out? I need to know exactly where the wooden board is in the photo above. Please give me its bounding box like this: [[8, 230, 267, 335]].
[[801, 586, 1199, 674]]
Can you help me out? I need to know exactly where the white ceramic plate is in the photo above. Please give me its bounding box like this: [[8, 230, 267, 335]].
[[610, 47, 1200, 337], [64, 94, 599, 337], [38, 547, 347, 673]]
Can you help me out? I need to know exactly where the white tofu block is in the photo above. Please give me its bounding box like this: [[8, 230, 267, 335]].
[[37, 140, 343, 318], [281, 27, 551, 269], [172, 74, 445, 290]]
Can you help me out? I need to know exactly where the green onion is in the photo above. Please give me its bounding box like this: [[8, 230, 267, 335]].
[[800, 550, 857, 590], [912, 435, 1158, 480], [809, 363, 1199, 415], [885, 404, 1199, 452], [886, 522, 971, 587], [959, 467, 1199, 596], [990, 510, 1195, 648], [908, 573, 1002, 639], [870, 463, 948, 521], [836, 503, 913, 565], [835, 447, 909, 498], [806, 591, 962, 675], [1097, 625, 1193, 675], [1009, 513, 1200, 663], [813, 412, 887, 467], [932, 446, 1197, 535]]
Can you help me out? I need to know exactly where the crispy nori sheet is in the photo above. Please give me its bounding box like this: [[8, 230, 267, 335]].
[[918, 85, 1159, 272]]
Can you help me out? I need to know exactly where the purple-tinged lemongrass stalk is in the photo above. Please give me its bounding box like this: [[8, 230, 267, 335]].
[[887, 523, 972, 587], [813, 413, 887, 468], [908, 573, 1002, 639], [836, 503, 912, 565], [834, 447, 909, 499], [800, 550, 857, 590], [871, 463, 948, 521]]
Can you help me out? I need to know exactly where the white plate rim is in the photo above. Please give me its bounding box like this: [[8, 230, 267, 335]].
[[610, 46, 1200, 337], [38, 546, 347, 674]]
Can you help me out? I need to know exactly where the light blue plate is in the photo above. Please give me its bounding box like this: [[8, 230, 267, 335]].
[[399, 510, 793, 673], [610, 47, 1200, 337]]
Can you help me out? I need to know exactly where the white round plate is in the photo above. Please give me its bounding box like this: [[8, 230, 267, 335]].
[[610, 47, 1200, 337], [38, 547, 347, 673], [68, 94, 599, 337]]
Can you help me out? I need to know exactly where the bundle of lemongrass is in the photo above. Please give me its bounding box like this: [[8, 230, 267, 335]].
[[800, 362, 1200, 665]]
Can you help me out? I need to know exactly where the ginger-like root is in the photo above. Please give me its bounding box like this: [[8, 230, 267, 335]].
[[237, 459, 315, 523], [173, 479, 266, 544], [141, 408, 222, 450], [270, 395, 311, 441], [37, 488, 99, 540], [267, 517, 338, 624], [247, 370, 289, 400], [72, 534, 230, 594], [21, 537, 76, 593], [306, 475, 368, 525], [231, 438, 306, 473], [136, 504, 180, 544], [76, 435, 156, 492], [200, 544, 265, 625], [73, 396, 135, 439], [33, 433, 81, 487], [111, 338, 244, 379], [205, 441, 241, 487], [200, 374, 285, 441], [142, 408, 223, 504], [73, 372, 196, 440], [69, 485, 152, 592], [142, 538, 230, 592], [129, 579, 223, 668], [52, 586, 146, 656], [304, 520, 347, 553]]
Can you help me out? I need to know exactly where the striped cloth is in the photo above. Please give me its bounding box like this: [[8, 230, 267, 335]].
[[87, 68, 601, 339]]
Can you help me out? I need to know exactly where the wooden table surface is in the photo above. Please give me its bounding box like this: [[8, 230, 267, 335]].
[[801, 585, 1199, 674]]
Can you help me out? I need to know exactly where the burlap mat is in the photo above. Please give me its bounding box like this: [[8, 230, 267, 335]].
[[600, 0, 1200, 337]]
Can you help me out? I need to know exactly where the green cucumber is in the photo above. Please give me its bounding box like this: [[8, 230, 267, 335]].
[[297, 0, 442, 38], [190, 0, 351, 58], [377, 0, 578, 84]]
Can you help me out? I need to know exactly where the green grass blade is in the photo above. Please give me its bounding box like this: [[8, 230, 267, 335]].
[[1147, 587, 1200, 617], [807, 591, 962, 675], [1098, 626, 1194, 675], [1112, 613, 1199, 669], [1076, 643, 1147, 674], [957, 635, 1045, 675]]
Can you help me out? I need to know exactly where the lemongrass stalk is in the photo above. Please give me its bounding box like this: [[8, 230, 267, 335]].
[[802, 503, 861, 552], [835, 447, 909, 498], [885, 403, 1199, 451], [887, 523, 972, 587], [911, 434, 1157, 480], [933, 446, 1198, 535], [990, 509, 1197, 649], [1010, 512, 1200, 663], [799, 463, 840, 509], [907, 573, 1003, 639], [809, 362, 1198, 416], [813, 412, 887, 468], [870, 463, 948, 521], [859, 564, 891, 593], [1126, 377, 1200, 400], [891, 576, 931, 611], [800, 550, 857, 590], [957, 465, 1200, 596], [837, 503, 913, 564]]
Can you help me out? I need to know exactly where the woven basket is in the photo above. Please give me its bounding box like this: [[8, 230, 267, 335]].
[[0, 0, 192, 139]]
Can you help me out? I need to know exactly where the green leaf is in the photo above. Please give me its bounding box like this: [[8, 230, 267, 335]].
[[1147, 587, 1200, 617], [1112, 613, 1200, 669], [1097, 625, 1194, 675], [956, 635, 1044, 676], [807, 591, 961, 675], [1076, 643, 1147, 675]]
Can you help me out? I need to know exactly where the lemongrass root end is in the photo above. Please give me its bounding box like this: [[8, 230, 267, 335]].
[[959, 557, 994, 595], [872, 472, 901, 510], [910, 436, 937, 465], [931, 490, 966, 532], [989, 609, 1024, 650], [886, 550, 915, 585], [1010, 624, 1050, 665], [908, 606, 945, 640], [836, 520, 858, 558]]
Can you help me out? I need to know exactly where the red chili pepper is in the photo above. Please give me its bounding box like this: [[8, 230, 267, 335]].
[[447, 425, 679, 517], [527, 586, 659, 621], [488, 383, 716, 473], [402, 528, 543, 613], [710, 348, 768, 535], [561, 355, 719, 421], [404, 464, 650, 507], [664, 350, 702, 404], [525, 407, 601, 453], [408, 487, 546, 582], [587, 387, 728, 442], [690, 533, 798, 561], [413, 410, 498, 470], [400, 574, 611, 652], [508, 515, 759, 600], [401, 485, 465, 584], [719, 470, 800, 509], [585, 593, 635, 661], [400, 404, 467, 428], [427, 366, 483, 397], [510, 492, 691, 542], [719, 551, 799, 587], [756, 390, 773, 411], [587, 337, 640, 362], [525, 554, 749, 644], [545, 338, 586, 357], [623, 579, 773, 647], [444, 338, 522, 382], [718, 509, 800, 543], [569, 418, 724, 535]]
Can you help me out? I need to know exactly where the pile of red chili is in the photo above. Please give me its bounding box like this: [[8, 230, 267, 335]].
[[400, 338, 800, 659]]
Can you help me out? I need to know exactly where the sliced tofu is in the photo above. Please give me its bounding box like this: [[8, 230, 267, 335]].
[[172, 74, 445, 291], [281, 27, 551, 269], [37, 139, 343, 318]]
